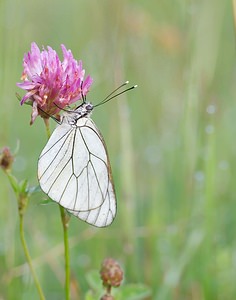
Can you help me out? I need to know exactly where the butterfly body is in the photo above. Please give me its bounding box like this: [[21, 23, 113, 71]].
[[61, 102, 93, 125], [38, 103, 116, 227]]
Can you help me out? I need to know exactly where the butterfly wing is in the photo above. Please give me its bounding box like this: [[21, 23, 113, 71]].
[[38, 117, 116, 227]]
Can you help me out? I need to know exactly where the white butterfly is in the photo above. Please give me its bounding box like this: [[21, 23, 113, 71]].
[[37, 82, 136, 227]]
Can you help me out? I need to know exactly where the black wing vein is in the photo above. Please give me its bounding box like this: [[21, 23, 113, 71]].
[[38, 117, 116, 227]]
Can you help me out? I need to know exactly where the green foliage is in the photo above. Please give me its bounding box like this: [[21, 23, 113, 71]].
[[1, 0, 236, 299], [85, 270, 151, 300]]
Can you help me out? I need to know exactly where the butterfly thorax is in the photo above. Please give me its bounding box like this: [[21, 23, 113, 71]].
[[61, 102, 94, 126]]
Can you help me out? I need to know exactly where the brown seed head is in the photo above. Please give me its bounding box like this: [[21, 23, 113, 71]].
[[0, 147, 14, 172], [100, 294, 114, 300], [100, 258, 123, 288]]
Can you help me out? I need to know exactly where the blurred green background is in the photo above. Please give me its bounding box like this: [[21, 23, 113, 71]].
[[1, 0, 236, 299]]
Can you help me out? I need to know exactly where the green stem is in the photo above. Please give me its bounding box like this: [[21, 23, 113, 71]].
[[59, 206, 71, 300], [44, 117, 51, 139], [44, 117, 71, 299], [19, 209, 45, 300]]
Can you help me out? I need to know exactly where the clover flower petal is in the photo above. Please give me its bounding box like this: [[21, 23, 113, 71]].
[[17, 42, 93, 124]]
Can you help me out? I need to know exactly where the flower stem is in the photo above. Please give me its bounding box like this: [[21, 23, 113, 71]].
[[59, 206, 71, 300], [19, 207, 45, 300], [43, 117, 71, 300], [43, 117, 51, 139]]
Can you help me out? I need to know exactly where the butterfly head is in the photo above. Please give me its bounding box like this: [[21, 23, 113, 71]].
[[75, 102, 94, 118]]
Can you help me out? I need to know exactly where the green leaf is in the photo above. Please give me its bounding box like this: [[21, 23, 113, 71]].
[[7, 173, 19, 194], [19, 179, 28, 194], [118, 284, 152, 300], [15, 93, 21, 102], [38, 197, 55, 205], [28, 184, 42, 194], [16, 93, 33, 106], [86, 270, 103, 291], [85, 290, 98, 300]]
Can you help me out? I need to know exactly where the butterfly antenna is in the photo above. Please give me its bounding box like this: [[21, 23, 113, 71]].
[[94, 82, 138, 107], [81, 80, 85, 103], [73, 80, 87, 109], [36, 106, 61, 124], [101, 81, 129, 102]]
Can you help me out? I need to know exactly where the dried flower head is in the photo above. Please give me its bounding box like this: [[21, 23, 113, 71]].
[[17, 42, 93, 124], [100, 258, 123, 289], [0, 147, 14, 172]]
